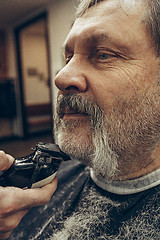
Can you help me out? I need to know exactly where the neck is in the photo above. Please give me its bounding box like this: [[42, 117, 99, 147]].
[[113, 143, 160, 180]]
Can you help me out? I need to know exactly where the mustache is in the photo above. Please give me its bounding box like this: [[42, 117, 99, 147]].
[[56, 93, 104, 128]]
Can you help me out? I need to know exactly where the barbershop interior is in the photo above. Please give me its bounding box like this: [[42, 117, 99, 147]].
[[0, 0, 78, 158]]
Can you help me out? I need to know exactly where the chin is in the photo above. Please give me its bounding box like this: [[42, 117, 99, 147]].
[[56, 129, 94, 163]]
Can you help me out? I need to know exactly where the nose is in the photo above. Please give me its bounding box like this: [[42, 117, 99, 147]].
[[54, 58, 88, 93]]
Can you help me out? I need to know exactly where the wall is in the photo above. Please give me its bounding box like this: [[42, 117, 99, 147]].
[[4, 0, 78, 137], [4, 29, 23, 137], [47, 0, 78, 112], [20, 30, 50, 105], [0, 30, 8, 78]]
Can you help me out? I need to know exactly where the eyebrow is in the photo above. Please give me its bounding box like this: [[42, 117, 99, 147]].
[[63, 33, 109, 53], [64, 32, 131, 56], [89, 33, 110, 45]]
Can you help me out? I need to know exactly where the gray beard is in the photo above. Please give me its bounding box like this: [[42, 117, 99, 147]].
[[55, 120, 118, 179], [54, 91, 160, 179], [54, 94, 119, 179]]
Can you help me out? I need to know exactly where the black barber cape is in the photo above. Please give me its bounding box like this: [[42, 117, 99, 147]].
[[8, 160, 160, 240]]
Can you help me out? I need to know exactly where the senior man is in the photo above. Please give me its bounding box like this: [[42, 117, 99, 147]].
[[1, 0, 160, 239]]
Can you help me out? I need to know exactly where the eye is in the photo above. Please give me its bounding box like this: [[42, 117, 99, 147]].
[[96, 50, 115, 62], [98, 52, 110, 60]]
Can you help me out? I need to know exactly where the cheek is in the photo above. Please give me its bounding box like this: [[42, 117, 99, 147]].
[[88, 63, 158, 113], [89, 71, 136, 112]]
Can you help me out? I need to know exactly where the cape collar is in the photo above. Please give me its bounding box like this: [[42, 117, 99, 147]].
[[90, 168, 160, 195]]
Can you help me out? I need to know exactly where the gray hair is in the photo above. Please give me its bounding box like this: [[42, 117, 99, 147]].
[[76, 0, 160, 56]]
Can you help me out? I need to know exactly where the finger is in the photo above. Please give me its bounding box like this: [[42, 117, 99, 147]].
[[0, 151, 14, 171], [0, 177, 57, 215], [22, 176, 58, 207], [0, 209, 29, 230], [0, 209, 29, 239], [0, 231, 12, 239]]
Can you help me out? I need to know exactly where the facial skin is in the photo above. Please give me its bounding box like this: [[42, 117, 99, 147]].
[[54, 0, 160, 180]]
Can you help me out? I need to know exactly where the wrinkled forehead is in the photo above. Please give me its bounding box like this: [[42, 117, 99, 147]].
[[109, 0, 144, 12], [81, 0, 146, 19], [78, 0, 145, 16], [64, 0, 147, 48]]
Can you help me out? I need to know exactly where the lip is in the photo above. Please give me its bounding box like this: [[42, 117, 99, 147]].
[[62, 108, 88, 120], [64, 109, 78, 114], [63, 113, 88, 120]]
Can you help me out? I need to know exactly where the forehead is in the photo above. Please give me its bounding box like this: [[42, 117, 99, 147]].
[[64, 0, 150, 53]]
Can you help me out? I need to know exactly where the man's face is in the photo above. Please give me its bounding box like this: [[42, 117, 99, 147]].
[[54, 0, 160, 179]]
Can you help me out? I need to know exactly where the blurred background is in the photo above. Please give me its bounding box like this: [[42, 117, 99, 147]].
[[0, 0, 78, 157]]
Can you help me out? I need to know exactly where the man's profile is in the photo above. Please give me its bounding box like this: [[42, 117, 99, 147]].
[[1, 0, 160, 239]]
